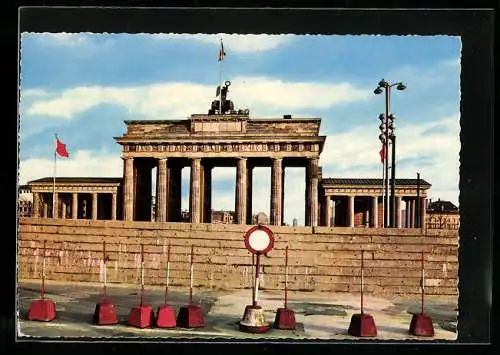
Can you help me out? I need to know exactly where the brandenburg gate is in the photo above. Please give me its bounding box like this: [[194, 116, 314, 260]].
[[115, 113, 326, 226]]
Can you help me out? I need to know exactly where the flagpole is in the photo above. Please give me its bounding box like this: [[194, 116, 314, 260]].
[[386, 144, 390, 228], [53, 134, 57, 218], [381, 152, 385, 228], [219, 38, 223, 115]]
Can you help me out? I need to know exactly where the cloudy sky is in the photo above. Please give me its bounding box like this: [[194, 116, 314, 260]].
[[18, 33, 461, 225]]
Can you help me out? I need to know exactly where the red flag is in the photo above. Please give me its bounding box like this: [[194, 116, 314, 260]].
[[218, 40, 226, 61], [379, 144, 385, 164], [55, 135, 69, 158]]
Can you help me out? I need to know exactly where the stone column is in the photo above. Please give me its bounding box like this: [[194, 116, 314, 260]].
[[304, 164, 310, 225], [307, 158, 319, 226], [111, 193, 117, 220], [199, 163, 205, 223], [347, 195, 355, 227], [396, 196, 402, 228], [324, 195, 331, 227], [281, 165, 286, 224], [246, 165, 253, 224], [123, 157, 134, 221], [33, 192, 40, 218], [270, 158, 283, 226], [203, 163, 212, 223], [61, 202, 67, 219], [53, 192, 59, 218], [156, 158, 168, 222], [43, 201, 48, 218], [190, 158, 201, 223], [235, 158, 247, 224], [371, 196, 378, 228], [92, 193, 98, 220], [420, 197, 427, 229], [72, 193, 78, 219]]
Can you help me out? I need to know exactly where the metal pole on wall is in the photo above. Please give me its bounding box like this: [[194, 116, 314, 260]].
[[381, 159, 385, 228], [53, 136, 57, 219], [416, 172, 421, 228], [189, 244, 194, 305], [390, 134, 396, 227], [384, 87, 390, 228], [374, 80, 406, 228]]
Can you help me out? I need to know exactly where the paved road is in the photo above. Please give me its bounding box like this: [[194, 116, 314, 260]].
[[17, 281, 458, 341]]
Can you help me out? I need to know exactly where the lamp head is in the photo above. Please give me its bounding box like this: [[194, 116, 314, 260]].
[[396, 83, 406, 91], [374, 87, 383, 95], [378, 79, 388, 87]]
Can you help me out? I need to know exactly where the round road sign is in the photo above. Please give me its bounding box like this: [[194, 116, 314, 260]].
[[244, 225, 274, 254]]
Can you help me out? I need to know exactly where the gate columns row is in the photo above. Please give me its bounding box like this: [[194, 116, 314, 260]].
[[122, 156, 320, 226], [321, 194, 426, 228], [32, 191, 117, 220]]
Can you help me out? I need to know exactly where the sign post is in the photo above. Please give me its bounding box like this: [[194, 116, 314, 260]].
[[239, 225, 274, 333], [274, 245, 297, 329], [27, 240, 57, 322], [176, 245, 205, 328], [128, 244, 154, 328], [156, 242, 177, 328], [347, 250, 378, 337], [93, 240, 118, 325], [409, 251, 435, 336]]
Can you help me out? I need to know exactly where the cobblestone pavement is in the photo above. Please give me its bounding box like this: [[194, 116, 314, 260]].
[[16, 281, 458, 341]]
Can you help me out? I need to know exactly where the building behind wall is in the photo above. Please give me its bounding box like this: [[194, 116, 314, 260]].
[[320, 178, 431, 228], [18, 185, 33, 217], [425, 198, 460, 230], [26, 177, 122, 220], [211, 210, 235, 224], [252, 212, 269, 225]]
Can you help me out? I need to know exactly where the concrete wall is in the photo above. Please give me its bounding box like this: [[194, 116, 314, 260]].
[[18, 218, 458, 296]]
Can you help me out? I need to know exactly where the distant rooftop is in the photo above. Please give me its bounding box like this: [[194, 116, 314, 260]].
[[427, 199, 459, 212], [322, 178, 431, 187], [28, 177, 122, 184]]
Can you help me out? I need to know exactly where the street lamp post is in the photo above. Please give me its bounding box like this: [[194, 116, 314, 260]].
[[374, 79, 406, 228]]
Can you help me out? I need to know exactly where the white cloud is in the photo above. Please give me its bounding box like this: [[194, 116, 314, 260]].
[[18, 150, 122, 185], [23, 78, 371, 120], [231, 77, 370, 114], [212, 167, 236, 181], [151, 33, 293, 52], [210, 193, 235, 212], [20, 89, 52, 99], [319, 113, 460, 206]]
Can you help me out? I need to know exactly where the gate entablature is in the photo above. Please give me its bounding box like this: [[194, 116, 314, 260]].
[[114, 116, 326, 160]]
